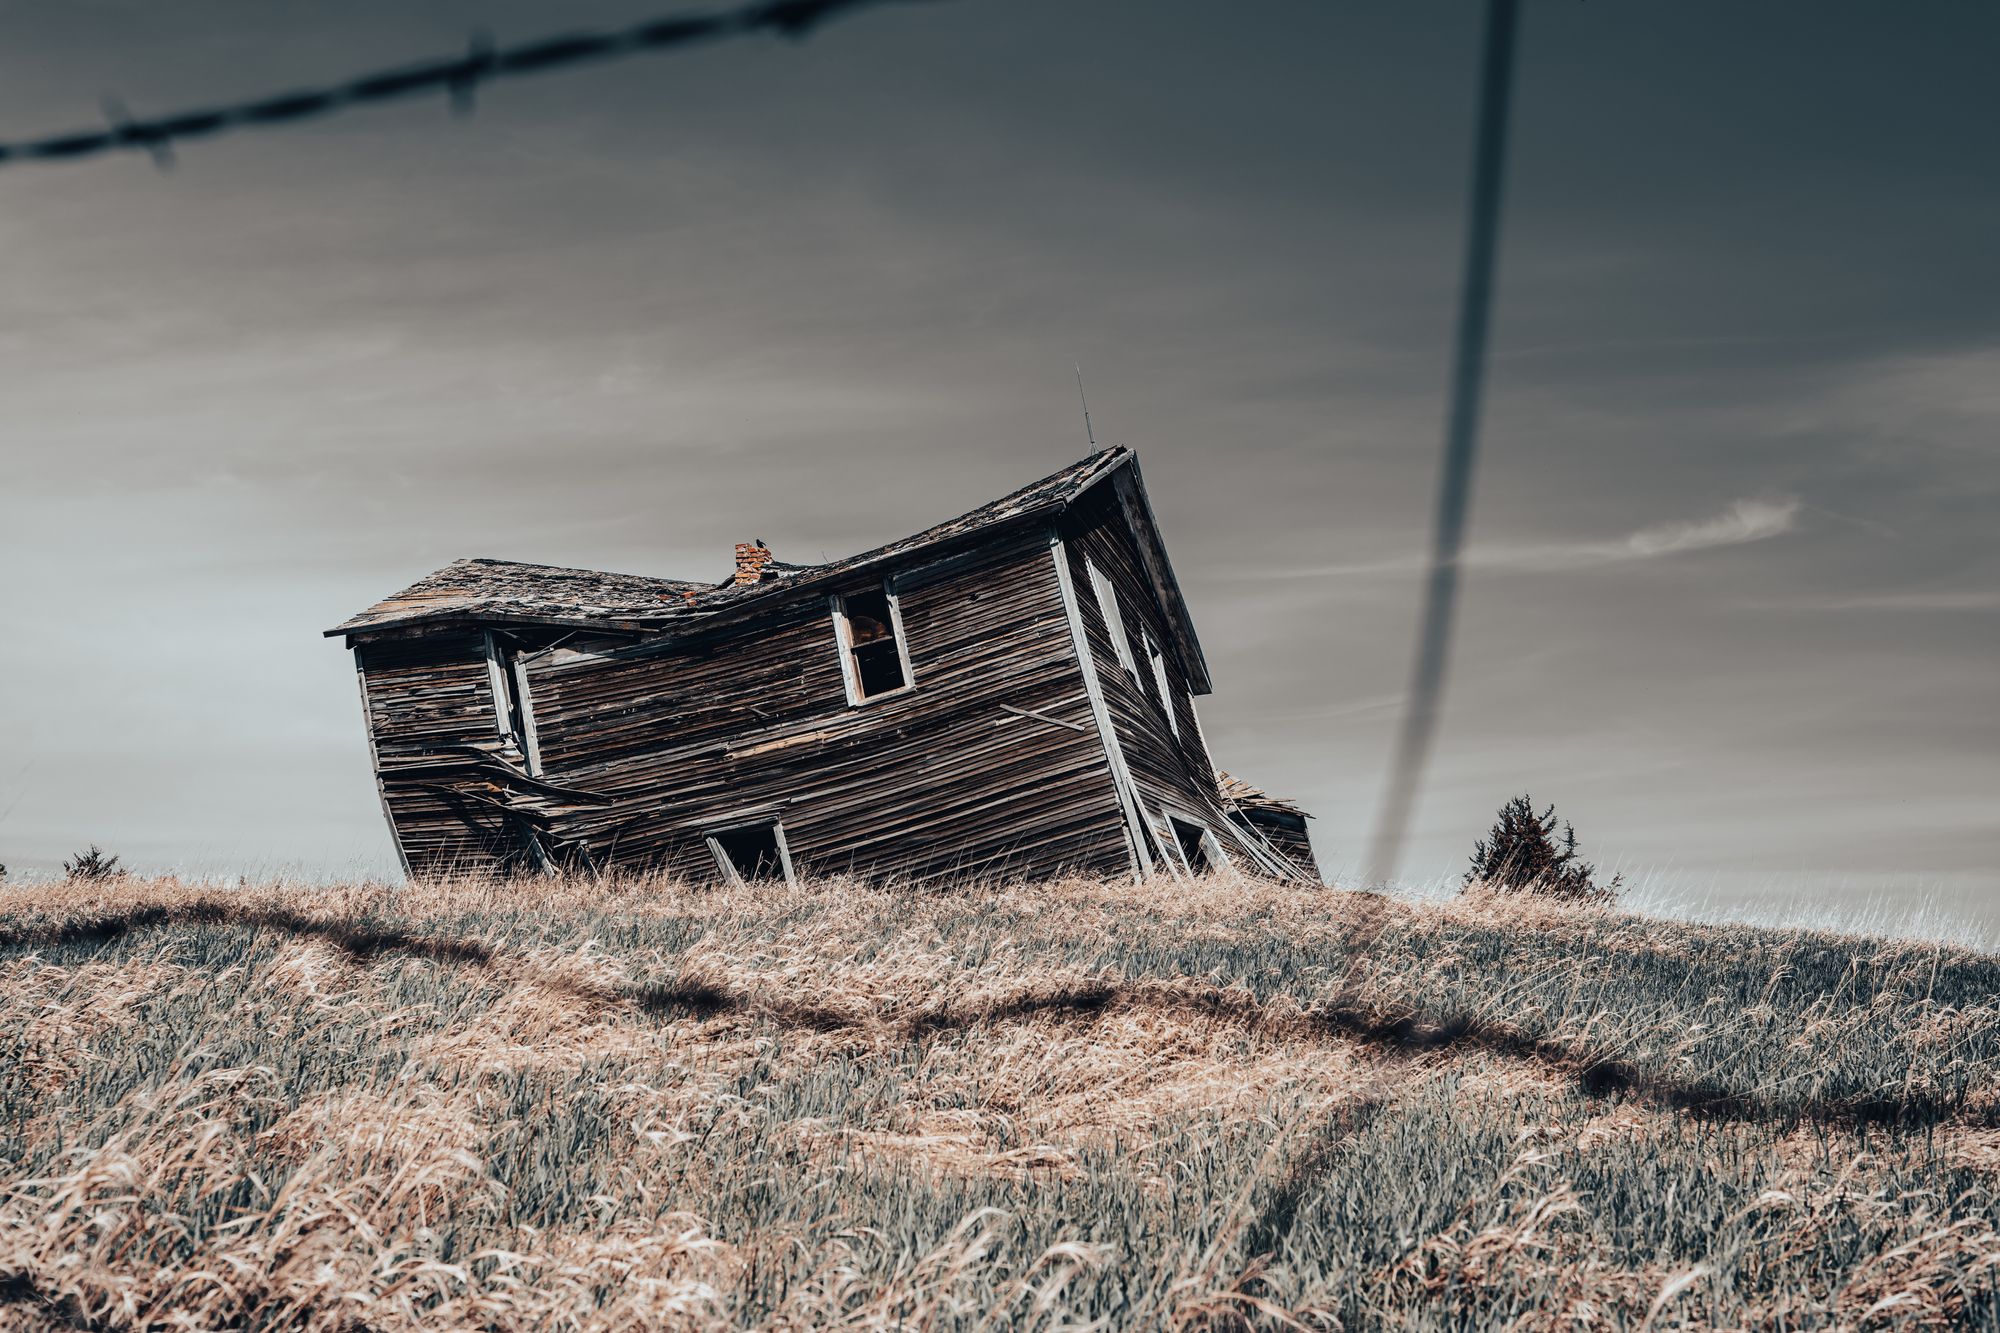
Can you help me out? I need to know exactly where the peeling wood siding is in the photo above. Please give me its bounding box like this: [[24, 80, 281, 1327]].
[[355, 629, 522, 877], [352, 650, 412, 879], [1051, 532, 1155, 879], [453, 530, 1133, 883], [1240, 814, 1320, 881], [1059, 491, 1286, 875]]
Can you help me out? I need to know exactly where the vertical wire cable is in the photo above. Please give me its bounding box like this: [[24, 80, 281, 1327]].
[[1363, 0, 1521, 889]]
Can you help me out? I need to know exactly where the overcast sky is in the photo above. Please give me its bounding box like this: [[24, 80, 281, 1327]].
[[1, 1, 1994, 936]]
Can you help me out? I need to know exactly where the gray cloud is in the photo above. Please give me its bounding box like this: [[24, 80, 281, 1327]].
[[0, 0, 1995, 927]]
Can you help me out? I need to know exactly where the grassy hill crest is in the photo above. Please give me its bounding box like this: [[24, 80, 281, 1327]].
[[4, 872, 1999, 1330]]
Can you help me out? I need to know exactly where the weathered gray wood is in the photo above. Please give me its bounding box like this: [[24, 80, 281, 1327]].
[[998, 703, 1090, 734], [482, 631, 513, 739], [1058, 485, 1269, 872], [511, 656, 544, 777], [1085, 557, 1139, 681], [362, 529, 1128, 882], [886, 580, 916, 699], [1050, 531, 1153, 879], [342, 449, 1315, 886], [353, 648, 413, 879]]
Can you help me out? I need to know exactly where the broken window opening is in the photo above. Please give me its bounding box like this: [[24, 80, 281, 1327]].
[[834, 583, 912, 704], [501, 671, 527, 743], [484, 631, 543, 774], [484, 631, 524, 738], [1086, 559, 1140, 682], [1143, 630, 1179, 736], [707, 823, 795, 886], [1168, 815, 1221, 876]]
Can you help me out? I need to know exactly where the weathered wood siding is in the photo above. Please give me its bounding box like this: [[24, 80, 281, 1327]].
[[1230, 811, 1321, 882], [354, 629, 522, 877], [364, 529, 1134, 883], [1058, 487, 1273, 872], [347, 474, 1317, 885], [1260, 820, 1319, 880]]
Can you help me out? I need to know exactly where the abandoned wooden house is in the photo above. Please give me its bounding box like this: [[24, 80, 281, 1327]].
[[327, 447, 1320, 885]]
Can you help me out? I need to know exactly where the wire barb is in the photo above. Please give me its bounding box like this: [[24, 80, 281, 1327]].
[[449, 32, 497, 118], [0, 0, 936, 169], [101, 96, 175, 170]]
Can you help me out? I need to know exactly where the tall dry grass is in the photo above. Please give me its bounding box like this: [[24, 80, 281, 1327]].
[[2, 871, 1998, 1329]]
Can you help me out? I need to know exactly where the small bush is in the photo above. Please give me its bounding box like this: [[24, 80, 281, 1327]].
[[63, 844, 123, 881], [1464, 794, 1618, 902]]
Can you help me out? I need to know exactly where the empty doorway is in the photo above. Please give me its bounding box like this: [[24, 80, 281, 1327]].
[[1168, 816, 1220, 876]]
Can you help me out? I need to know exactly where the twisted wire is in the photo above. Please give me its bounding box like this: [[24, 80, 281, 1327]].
[[0, 0, 933, 168]]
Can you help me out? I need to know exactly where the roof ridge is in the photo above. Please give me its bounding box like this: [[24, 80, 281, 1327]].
[[327, 445, 1134, 637], [456, 555, 701, 583]]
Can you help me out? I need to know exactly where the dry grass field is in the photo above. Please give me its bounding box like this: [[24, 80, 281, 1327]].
[[3, 872, 1999, 1331]]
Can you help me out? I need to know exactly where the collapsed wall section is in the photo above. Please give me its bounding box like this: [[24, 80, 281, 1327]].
[[354, 629, 535, 877]]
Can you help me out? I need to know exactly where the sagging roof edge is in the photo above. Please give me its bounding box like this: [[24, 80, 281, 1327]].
[[327, 507, 1049, 647], [329, 448, 1215, 693]]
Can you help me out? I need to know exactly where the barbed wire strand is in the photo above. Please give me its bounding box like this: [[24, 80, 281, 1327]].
[[1362, 0, 1520, 891], [0, 0, 934, 168]]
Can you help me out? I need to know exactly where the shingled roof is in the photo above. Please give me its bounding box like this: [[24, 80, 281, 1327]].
[[325, 559, 711, 636], [329, 447, 1136, 639], [1217, 771, 1311, 820]]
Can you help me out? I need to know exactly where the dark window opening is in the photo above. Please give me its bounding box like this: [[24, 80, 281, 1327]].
[[841, 586, 909, 700], [710, 824, 790, 884], [1170, 817, 1215, 874]]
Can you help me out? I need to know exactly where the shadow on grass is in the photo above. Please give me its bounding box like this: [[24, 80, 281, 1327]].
[[0, 1271, 108, 1332], [3, 900, 1974, 1132]]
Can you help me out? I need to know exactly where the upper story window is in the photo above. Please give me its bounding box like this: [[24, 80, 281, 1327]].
[[832, 581, 914, 704], [1085, 559, 1140, 682], [1143, 629, 1179, 737]]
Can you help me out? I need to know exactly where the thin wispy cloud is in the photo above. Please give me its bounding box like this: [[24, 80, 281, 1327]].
[[1815, 345, 2000, 453], [1586, 499, 1802, 564], [1783, 590, 2000, 613], [1270, 497, 1803, 579]]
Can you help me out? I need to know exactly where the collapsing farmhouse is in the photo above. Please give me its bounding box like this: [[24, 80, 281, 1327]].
[[327, 447, 1318, 885]]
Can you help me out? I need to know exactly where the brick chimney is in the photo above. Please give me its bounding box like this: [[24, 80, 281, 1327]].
[[733, 541, 774, 586]]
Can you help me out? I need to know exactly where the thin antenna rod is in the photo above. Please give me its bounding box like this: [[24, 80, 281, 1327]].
[[1075, 364, 1096, 447], [1363, 0, 1521, 889]]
